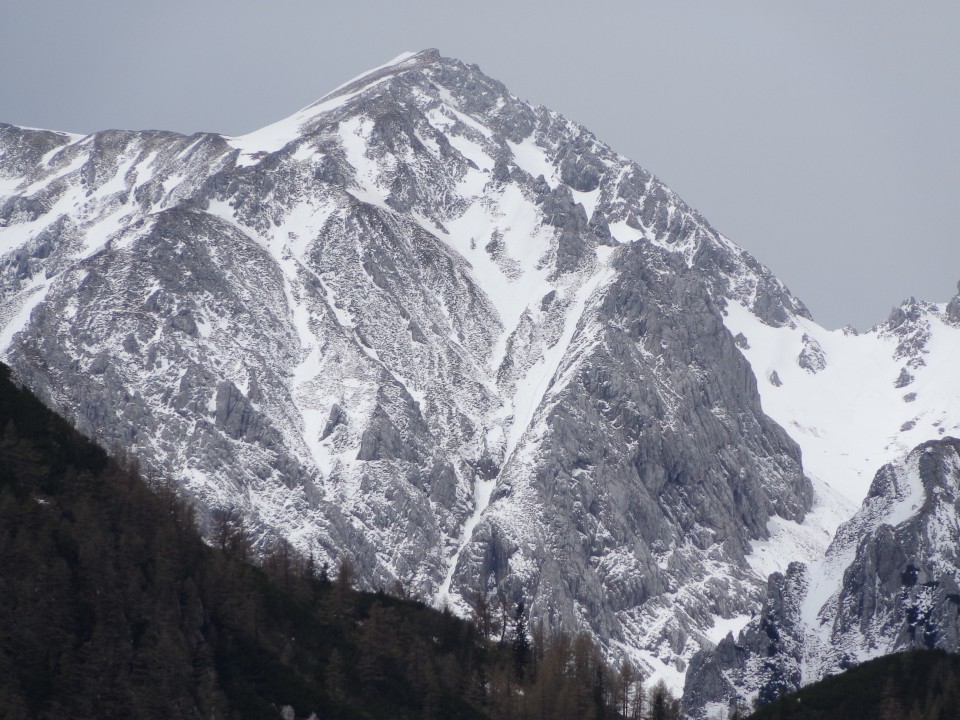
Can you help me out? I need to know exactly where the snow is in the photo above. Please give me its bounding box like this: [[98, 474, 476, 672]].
[[19, 148, 88, 197], [0, 181, 79, 256], [507, 137, 559, 186], [225, 51, 433, 166], [724, 295, 960, 673], [883, 455, 925, 527], [746, 476, 855, 581], [338, 116, 384, 199], [6, 124, 84, 142], [315, 51, 418, 100], [0, 278, 51, 354], [717, 294, 960, 692], [225, 79, 387, 166], [608, 219, 645, 244], [723, 300, 960, 510], [0, 174, 24, 198], [76, 205, 129, 259], [611, 636, 689, 698], [441, 183, 555, 355], [95, 153, 136, 198], [504, 249, 616, 461], [5, 48, 960, 707], [446, 130, 494, 173], [705, 614, 753, 645], [570, 186, 601, 222], [448, 105, 495, 140], [204, 197, 356, 483], [437, 475, 497, 606]]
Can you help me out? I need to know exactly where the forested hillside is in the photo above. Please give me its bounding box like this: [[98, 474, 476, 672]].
[[748, 649, 960, 720], [0, 362, 677, 719]]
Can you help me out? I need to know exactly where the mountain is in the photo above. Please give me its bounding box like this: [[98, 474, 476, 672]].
[[1, 48, 959, 705], [0, 360, 643, 720], [685, 437, 960, 716]]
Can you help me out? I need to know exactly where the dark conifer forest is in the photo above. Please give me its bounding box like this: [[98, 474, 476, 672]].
[[0, 362, 662, 719], [746, 649, 960, 720]]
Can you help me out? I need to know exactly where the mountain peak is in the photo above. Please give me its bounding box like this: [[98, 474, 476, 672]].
[[223, 49, 447, 164], [946, 280, 960, 324], [312, 49, 442, 107]]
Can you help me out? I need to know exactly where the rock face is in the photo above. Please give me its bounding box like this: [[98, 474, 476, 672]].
[[828, 439, 960, 661], [684, 437, 960, 717], [882, 297, 940, 368], [684, 562, 809, 717], [0, 49, 816, 685], [454, 239, 811, 661], [946, 282, 960, 325]]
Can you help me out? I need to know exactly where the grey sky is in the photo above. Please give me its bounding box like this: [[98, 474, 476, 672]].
[[3, 1, 958, 329]]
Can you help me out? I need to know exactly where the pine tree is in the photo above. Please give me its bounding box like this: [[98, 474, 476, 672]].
[[472, 590, 493, 639], [878, 676, 905, 720], [512, 600, 530, 681], [649, 680, 680, 720]]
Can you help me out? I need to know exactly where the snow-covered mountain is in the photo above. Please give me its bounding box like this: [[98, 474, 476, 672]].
[[1, 49, 958, 707], [685, 437, 960, 717], [680, 287, 960, 715]]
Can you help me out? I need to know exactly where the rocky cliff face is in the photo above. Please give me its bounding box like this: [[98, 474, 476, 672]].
[[0, 49, 817, 686], [685, 437, 960, 717]]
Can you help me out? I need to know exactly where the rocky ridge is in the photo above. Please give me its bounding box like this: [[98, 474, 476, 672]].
[[684, 437, 960, 717]]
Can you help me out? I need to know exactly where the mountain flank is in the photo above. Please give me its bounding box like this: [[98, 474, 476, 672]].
[[0, 360, 677, 719], [2, 49, 960, 709]]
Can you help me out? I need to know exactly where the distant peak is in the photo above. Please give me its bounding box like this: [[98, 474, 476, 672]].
[[946, 281, 960, 324]]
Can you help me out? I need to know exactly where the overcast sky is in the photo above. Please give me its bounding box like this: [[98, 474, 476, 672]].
[[3, 1, 958, 329]]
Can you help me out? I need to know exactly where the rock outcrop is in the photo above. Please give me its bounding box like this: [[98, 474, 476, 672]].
[[684, 437, 960, 717]]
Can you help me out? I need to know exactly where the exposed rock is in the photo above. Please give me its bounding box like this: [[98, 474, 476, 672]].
[[797, 333, 826, 373], [320, 403, 345, 441], [882, 298, 936, 365], [168, 309, 199, 336], [894, 367, 914, 388], [538, 184, 591, 273], [685, 438, 960, 716], [558, 147, 602, 192], [946, 282, 960, 325], [684, 563, 808, 717]]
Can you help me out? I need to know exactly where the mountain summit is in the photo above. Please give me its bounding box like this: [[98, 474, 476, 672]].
[[1, 50, 958, 706]]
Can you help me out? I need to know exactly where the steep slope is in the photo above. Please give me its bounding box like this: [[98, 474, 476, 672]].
[[0, 49, 818, 687], [713, 287, 960, 632], [1, 360, 629, 720], [685, 437, 960, 717]]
